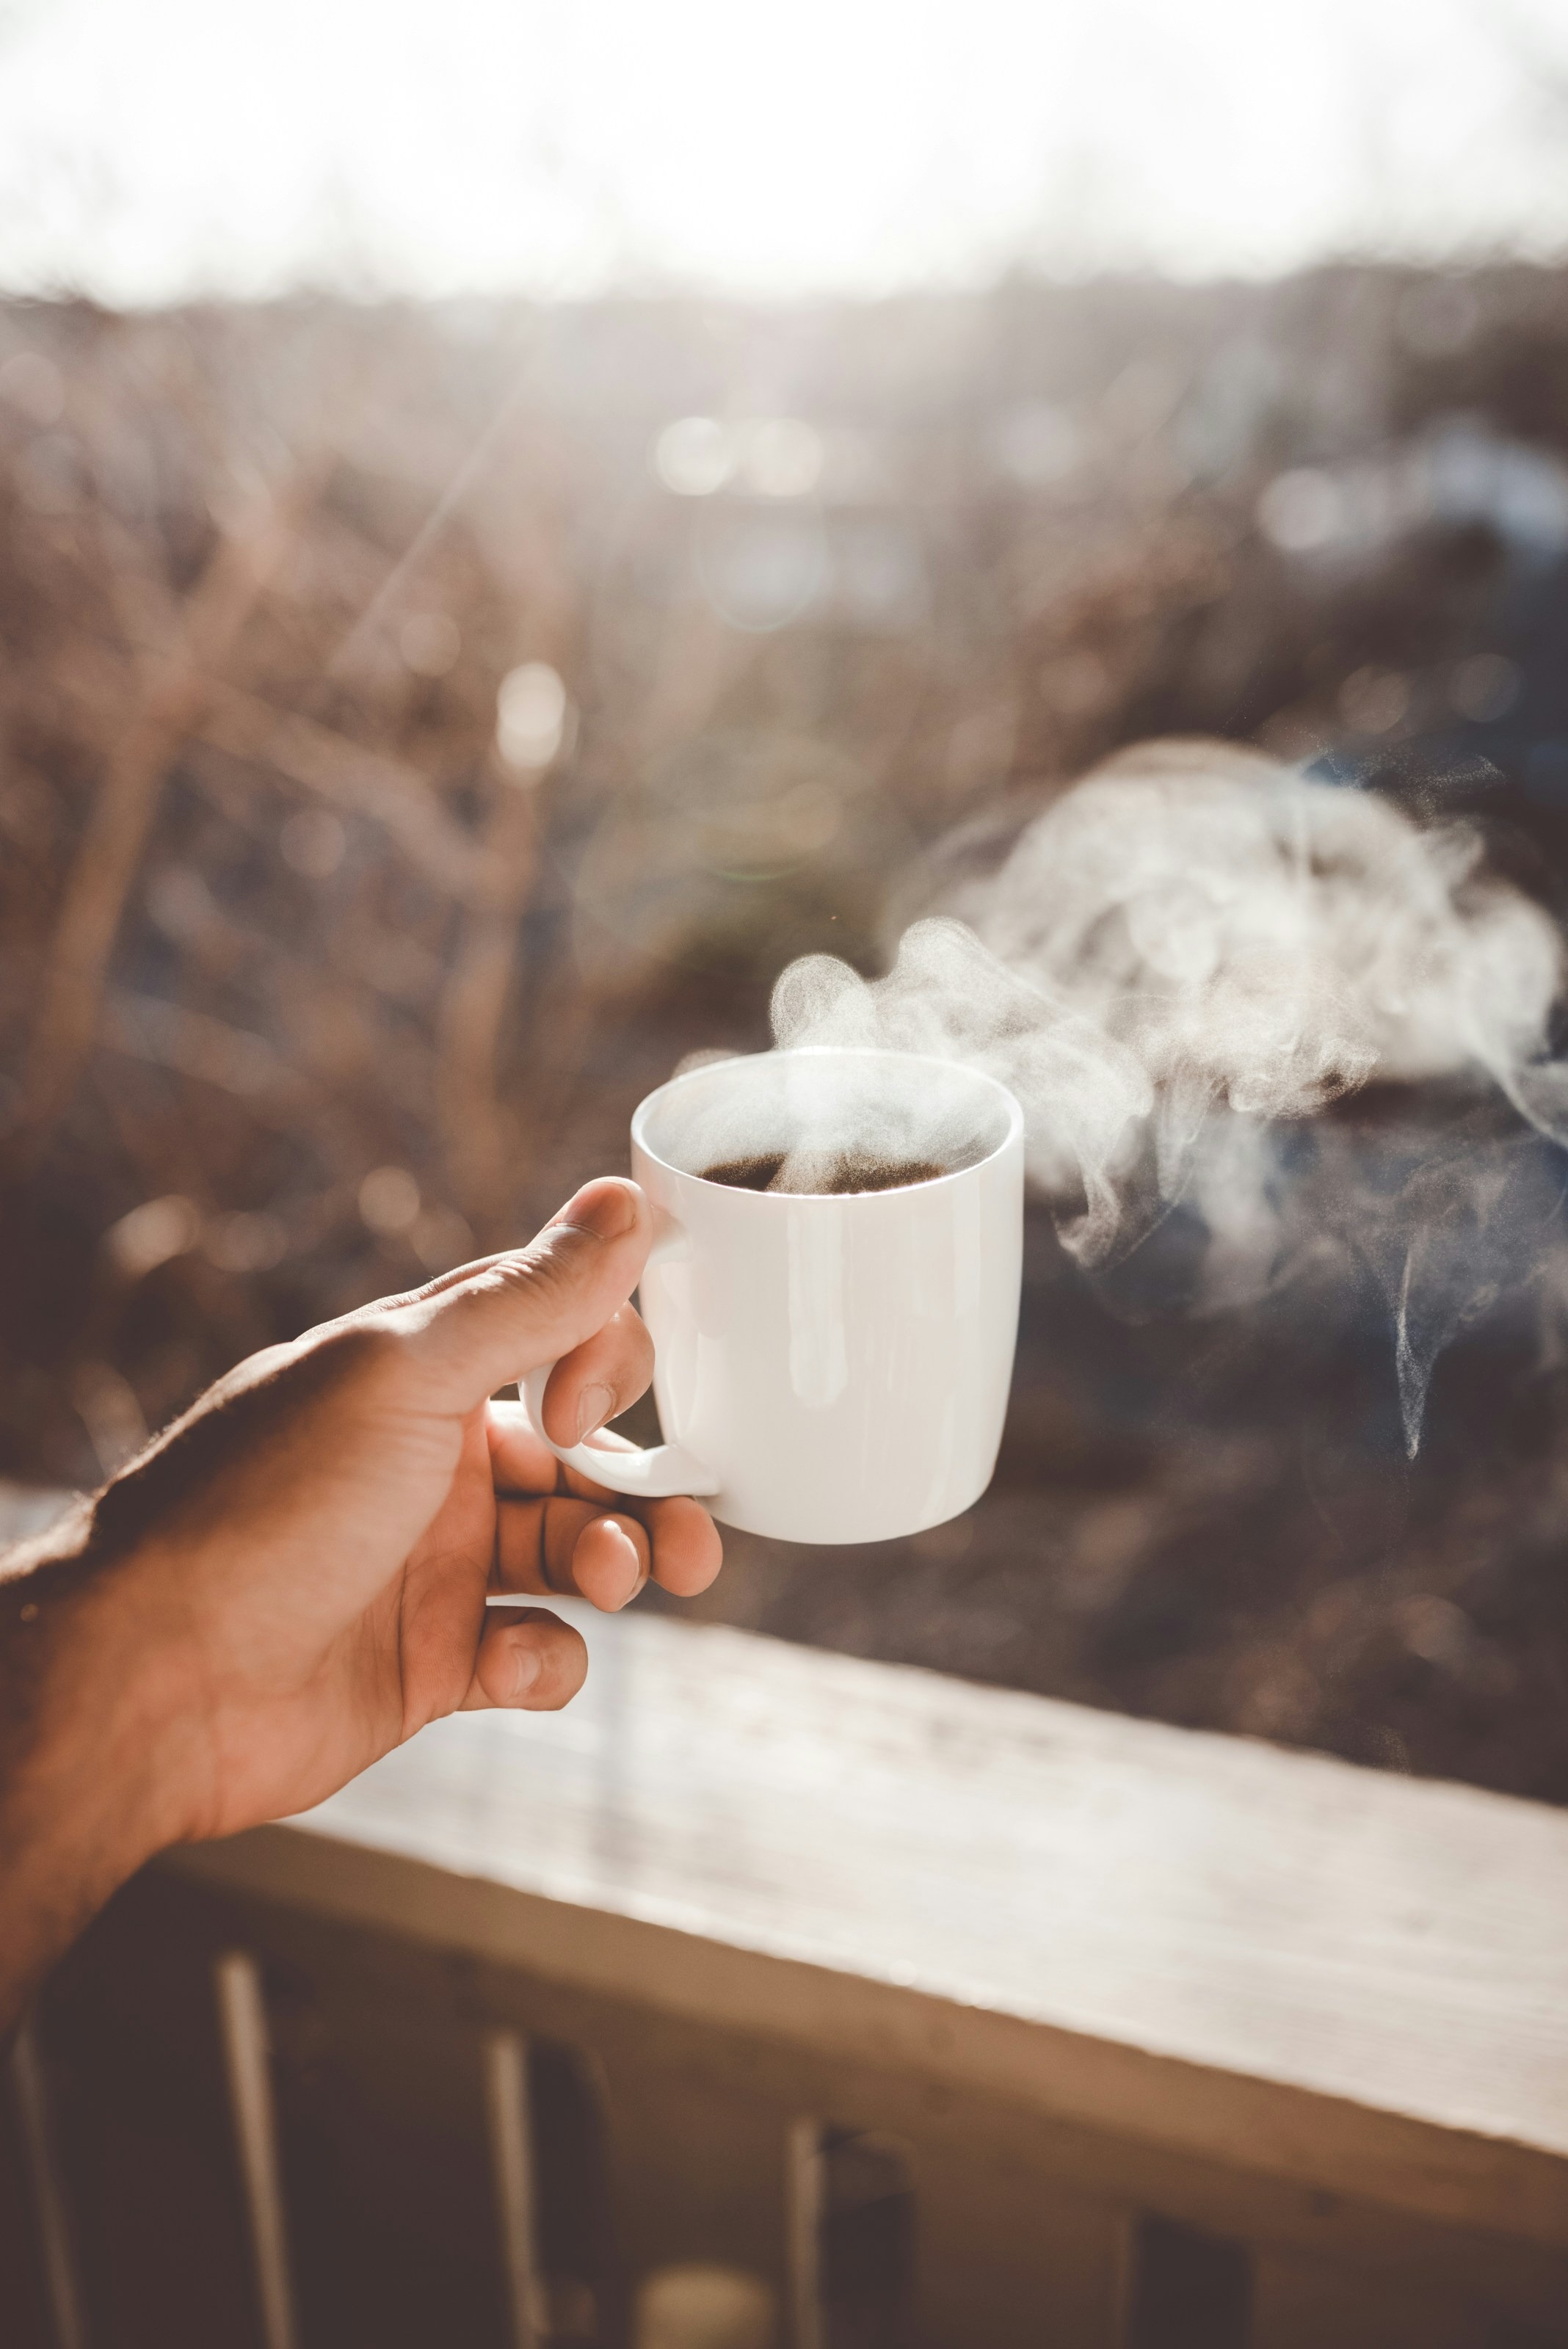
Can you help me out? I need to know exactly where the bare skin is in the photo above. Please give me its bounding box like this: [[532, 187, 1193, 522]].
[[0, 1175, 721, 2034]]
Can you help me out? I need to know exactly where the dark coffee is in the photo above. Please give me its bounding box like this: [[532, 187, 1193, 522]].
[[699, 1152, 950, 1195]]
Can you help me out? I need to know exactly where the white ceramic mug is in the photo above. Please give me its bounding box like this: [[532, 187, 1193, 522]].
[[522, 1047, 1024, 1544]]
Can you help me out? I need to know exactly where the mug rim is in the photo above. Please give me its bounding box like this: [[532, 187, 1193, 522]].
[[630, 1045, 1026, 1199]]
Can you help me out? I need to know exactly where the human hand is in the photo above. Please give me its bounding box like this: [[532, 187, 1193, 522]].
[[0, 1177, 719, 2019]]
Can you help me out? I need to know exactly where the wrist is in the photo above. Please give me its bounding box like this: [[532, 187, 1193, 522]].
[[0, 1509, 197, 2027]]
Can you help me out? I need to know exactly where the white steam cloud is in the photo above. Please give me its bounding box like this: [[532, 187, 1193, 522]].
[[770, 738, 1568, 1453]]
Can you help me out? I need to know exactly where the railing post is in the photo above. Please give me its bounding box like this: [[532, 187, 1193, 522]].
[[785, 2119, 824, 2349], [7, 2019, 90, 2349], [213, 1950, 299, 2349], [1121, 2213, 1254, 2348], [482, 2027, 544, 2349]]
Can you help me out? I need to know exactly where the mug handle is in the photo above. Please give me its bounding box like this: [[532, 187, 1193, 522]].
[[518, 1207, 718, 1497], [518, 1363, 719, 1498]]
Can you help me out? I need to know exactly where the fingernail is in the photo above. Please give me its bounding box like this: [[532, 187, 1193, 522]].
[[606, 1519, 647, 1602], [558, 1180, 637, 1239], [576, 1382, 615, 1440], [512, 1642, 542, 1700]]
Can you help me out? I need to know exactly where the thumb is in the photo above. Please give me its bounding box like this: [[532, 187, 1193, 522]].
[[390, 1178, 650, 1413]]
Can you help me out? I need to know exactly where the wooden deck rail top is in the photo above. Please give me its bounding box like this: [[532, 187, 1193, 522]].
[[172, 1600, 1568, 2254]]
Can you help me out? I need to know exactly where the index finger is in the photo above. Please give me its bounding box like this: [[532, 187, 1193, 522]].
[[388, 1179, 651, 1415], [486, 1395, 643, 1503]]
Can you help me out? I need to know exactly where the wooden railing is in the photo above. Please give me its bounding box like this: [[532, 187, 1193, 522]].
[[5, 1577, 1568, 2346]]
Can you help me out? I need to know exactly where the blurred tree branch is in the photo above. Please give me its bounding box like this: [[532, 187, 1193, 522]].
[[435, 769, 542, 1231], [197, 688, 482, 898], [19, 476, 318, 1153]]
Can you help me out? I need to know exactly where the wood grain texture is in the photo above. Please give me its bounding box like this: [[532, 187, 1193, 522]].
[[168, 1605, 1568, 2248]]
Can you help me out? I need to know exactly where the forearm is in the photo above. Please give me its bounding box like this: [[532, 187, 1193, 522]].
[[0, 1513, 181, 2036]]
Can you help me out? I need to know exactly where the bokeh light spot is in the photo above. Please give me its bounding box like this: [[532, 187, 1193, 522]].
[[1257, 468, 1347, 553], [359, 1165, 422, 1235], [496, 661, 569, 772], [1449, 652, 1521, 723], [1338, 667, 1411, 736], [104, 1194, 200, 1279], [655, 416, 732, 496]]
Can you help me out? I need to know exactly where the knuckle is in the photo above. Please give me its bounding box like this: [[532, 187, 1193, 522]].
[[516, 1225, 602, 1295], [541, 1497, 595, 1589], [453, 1248, 580, 1329], [302, 1318, 408, 1397]]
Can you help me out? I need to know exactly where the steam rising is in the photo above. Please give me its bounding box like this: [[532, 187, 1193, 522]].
[[769, 740, 1568, 1453]]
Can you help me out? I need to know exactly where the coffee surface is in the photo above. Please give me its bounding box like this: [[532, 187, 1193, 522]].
[[699, 1152, 948, 1195]]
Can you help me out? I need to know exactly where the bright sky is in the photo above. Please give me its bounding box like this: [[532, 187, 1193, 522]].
[[1, 0, 1566, 303]]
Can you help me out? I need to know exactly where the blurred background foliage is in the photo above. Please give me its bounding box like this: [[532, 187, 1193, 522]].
[[4, 264, 1568, 1794]]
